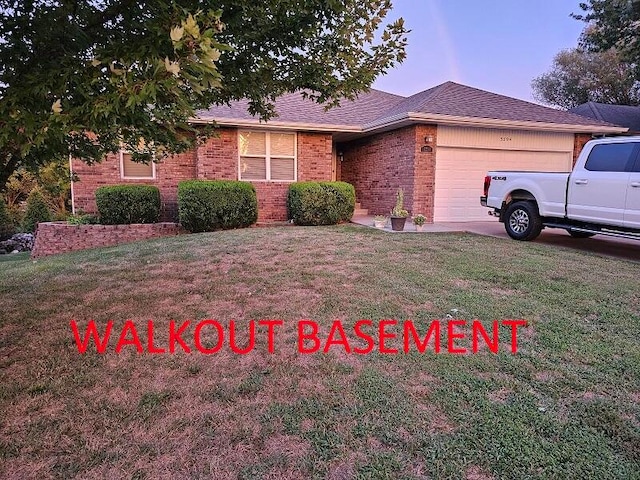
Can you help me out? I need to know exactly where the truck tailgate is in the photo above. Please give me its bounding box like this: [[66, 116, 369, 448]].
[[486, 172, 570, 218]]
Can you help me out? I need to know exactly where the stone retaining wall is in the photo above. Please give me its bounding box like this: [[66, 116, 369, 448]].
[[31, 222, 185, 258]]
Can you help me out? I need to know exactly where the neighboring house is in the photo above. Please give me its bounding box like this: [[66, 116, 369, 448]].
[[569, 102, 640, 135], [71, 81, 626, 223]]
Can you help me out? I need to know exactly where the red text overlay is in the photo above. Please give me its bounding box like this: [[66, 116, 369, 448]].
[[70, 319, 527, 355]]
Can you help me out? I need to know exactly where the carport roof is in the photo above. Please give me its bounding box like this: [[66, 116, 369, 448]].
[[195, 81, 627, 135]]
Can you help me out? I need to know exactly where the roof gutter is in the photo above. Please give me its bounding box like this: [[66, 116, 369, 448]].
[[191, 116, 361, 133], [363, 112, 628, 134], [191, 112, 628, 136]]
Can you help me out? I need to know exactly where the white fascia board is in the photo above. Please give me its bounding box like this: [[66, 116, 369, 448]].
[[401, 112, 628, 134], [191, 116, 361, 133], [192, 112, 628, 136]]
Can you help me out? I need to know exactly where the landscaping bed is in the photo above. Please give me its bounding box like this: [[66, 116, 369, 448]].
[[0, 226, 638, 479]]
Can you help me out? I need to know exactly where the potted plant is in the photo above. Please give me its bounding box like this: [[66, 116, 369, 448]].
[[413, 214, 426, 232], [373, 215, 387, 229], [390, 188, 409, 231]]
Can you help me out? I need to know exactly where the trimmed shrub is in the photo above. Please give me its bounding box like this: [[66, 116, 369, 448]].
[[95, 185, 161, 225], [178, 180, 258, 232], [22, 190, 52, 233], [0, 197, 14, 240], [288, 181, 355, 226]]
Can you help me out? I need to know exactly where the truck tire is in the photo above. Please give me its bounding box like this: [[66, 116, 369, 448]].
[[504, 201, 542, 241], [567, 230, 595, 239]]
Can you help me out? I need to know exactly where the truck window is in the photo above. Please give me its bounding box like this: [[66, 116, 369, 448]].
[[584, 143, 637, 172]]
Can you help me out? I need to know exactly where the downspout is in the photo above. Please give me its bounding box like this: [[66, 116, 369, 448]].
[[69, 155, 75, 215]]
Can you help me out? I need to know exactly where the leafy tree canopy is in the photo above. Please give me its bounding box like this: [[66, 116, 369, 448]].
[[532, 48, 640, 109], [574, 0, 640, 68], [0, 0, 408, 189]]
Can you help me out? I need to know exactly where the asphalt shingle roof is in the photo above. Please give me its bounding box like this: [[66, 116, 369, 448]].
[[379, 82, 615, 127], [198, 89, 405, 126], [197, 81, 619, 130], [569, 102, 640, 132]]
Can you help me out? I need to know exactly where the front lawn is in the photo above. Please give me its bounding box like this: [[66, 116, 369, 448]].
[[0, 226, 638, 479]]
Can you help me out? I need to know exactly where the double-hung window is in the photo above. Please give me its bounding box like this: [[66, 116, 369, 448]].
[[239, 131, 297, 181], [120, 151, 155, 179]]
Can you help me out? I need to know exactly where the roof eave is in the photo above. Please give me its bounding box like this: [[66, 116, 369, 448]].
[[401, 113, 628, 134], [192, 112, 628, 136], [191, 116, 362, 133]]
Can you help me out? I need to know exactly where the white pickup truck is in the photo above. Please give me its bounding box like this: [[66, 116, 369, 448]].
[[481, 136, 640, 241]]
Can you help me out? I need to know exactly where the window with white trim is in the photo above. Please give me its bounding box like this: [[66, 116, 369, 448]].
[[120, 151, 155, 179], [239, 131, 297, 181]]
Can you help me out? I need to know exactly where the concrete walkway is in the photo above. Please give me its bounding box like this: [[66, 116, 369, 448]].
[[350, 215, 461, 233], [351, 215, 640, 262]]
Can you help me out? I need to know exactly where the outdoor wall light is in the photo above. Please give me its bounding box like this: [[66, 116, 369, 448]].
[[338, 151, 345, 162]]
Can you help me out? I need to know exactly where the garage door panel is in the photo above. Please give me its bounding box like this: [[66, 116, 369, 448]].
[[434, 146, 573, 222]]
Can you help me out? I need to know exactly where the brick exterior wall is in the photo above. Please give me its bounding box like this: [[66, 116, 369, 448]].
[[72, 150, 197, 222], [573, 133, 593, 166], [339, 124, 437, 221], [71, 125, 594, 225], [31, 222, 184, 258], [71, 129, 334, 223]]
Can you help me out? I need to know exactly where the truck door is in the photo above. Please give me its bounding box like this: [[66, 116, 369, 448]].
[[624, 153, 640, 229], [567, 142, 637, 226]]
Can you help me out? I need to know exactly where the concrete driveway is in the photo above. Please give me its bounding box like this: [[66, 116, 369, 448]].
[[444, 221, 640, 263]]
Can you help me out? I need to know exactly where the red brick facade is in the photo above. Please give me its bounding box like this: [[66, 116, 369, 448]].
[[339, 125, 437, 221], [31, 222, 184, 258], [72, 128, 334, 223], [72, 150, 197, 222], [573, 133, 593, 166], [71, 126, 601, 225]]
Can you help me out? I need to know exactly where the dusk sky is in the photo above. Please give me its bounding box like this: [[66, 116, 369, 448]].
[[372, 0, 586, 103]]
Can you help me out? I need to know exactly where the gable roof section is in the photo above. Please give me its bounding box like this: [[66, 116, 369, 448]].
[[570, 102, 640, 132], [377, 82, 614, 127], [194, 81, 627, 135], [197, 89, 405, 131]]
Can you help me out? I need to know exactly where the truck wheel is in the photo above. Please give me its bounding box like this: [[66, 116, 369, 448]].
[[567, 230, 595, 239], [504, 201, 542, 241]]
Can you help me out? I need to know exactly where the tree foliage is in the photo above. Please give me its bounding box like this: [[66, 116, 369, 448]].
[[22, 190, 52, 233], [0, 1, 408, 190], [4, 160, 72, 222], [574, 0, 640, 70], [532, 48, 640, 109]]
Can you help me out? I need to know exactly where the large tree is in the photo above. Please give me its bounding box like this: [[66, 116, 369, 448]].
[[0, 1, 408, 189], [574, 0, 640, 68], [531, 48, 640, 109]]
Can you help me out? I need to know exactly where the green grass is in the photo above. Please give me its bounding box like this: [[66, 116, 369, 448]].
[[0, 225, 638, 479]]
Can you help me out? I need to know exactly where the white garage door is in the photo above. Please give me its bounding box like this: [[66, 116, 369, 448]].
[[434, 126, 574, 222]]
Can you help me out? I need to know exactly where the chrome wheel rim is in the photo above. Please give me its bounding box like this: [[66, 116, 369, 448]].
[[509, 209, 529, 234]]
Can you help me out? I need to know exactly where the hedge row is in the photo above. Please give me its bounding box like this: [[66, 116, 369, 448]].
[[287, 181, 355, 226], [96, 185, 161, 225], [178, 180, 258, 232], [90, 180, 355, 231]]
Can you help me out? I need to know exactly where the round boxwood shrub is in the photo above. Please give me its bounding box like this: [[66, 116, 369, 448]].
[[0, 197, 15, 240], [22, 190, 52, 233], [178, 180, 258, 232], [287, 181, 355, 226], [95, 185, 161, 225]]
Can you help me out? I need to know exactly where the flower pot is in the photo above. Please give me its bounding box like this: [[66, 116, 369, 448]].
[[415, 224, 425, 232], [390, 216, 406, 231], [374, 220, 386, 229]]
